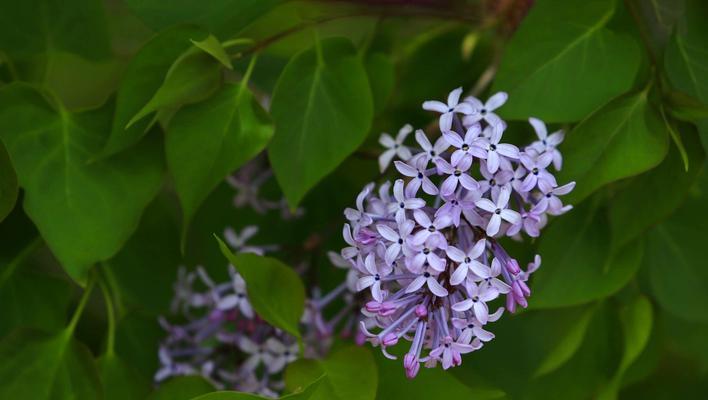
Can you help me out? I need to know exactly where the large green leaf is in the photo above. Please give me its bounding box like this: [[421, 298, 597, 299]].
[[124, 0, 281, 38], [664, 0, 708, 104], [0, 250, 71, 338], [0, 0, 110, 60], [0, 140, 18, 222], [558, 90, 669, 203], [609, 126, 705, 250], [167, 83, 273, 244], [0, 329, 102, 399], [531, 200, 644, 308], [114, 312, 164, 377], [285, 346, 377, 400], [645, 169, 708, 323], [106, 193, 181, 315], [147, 376, 215, 400], [364, 52, 394, 114], [534, 305, 597, 377], [492, 0, 641, 122], [98, 25, 206, 158], [0, 84, 163, 282], [216, 238, 305, 338], [98, 353, 151, 400], [192, 375, 323, 400], [598, 295, 653, 400], [268, 37, 373, 208]]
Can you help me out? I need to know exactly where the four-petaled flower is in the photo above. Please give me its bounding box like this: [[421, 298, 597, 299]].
[[446, 239, 488, 285], [463, 92, 508, 127], [475, 187, 520, 236], [422, 87, 474, 132], [379, 124, 414, 172], [527, 117, 564, 170]]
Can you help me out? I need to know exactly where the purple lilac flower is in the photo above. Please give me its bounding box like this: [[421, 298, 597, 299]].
[[338, 88, 575, 377], [422, 87, 475, 132], [379, 124, 414, 172]]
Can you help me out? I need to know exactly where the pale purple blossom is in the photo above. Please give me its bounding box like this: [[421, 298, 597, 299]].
[[422, 87, 474, 132], [527, 117, 564, 170], [379, 124, 414, 172], [338, 87, 574, 377]]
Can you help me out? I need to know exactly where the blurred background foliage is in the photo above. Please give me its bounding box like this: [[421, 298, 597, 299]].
[[0, 0, 707, 399]]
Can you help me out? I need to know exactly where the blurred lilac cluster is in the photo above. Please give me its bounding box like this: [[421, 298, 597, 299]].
[[155, 228, 297, 397], [342, 88, 575, 377]]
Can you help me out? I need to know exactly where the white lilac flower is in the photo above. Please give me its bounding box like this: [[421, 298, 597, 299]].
[[379, 124, 414, 172], [394, 158, 439, 198], [412, 129, 450, 167], [463, 92, 508, 127], [532, 182, 576, 216], [472, 122, 520, 174], [475, 186, 521, 236], [422, 87, 475, 132], [338, 86, 574, 377], [436, 155, 480, 196], [519, 152, 558, 193], [224, 226, 268, 255], [527, 117, 565, 170], [345, 183, 375, 227], [386, 179, 426, 224], [446, 239, 487, 285]]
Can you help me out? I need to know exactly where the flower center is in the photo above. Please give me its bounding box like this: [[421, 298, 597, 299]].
[[423, 272, 431, 278], [532, 167, 539, 175], [423, 247, 430, 255], [399, 202, 405, 209], [464, 256, 471, 263], [489, 179, 496, 186], [462, 144, 470, 151], [374, 274, 380, 281], [417, 172, 424, 179], [494, 208, 501, 215], [454, 169, 462, 177], [428, 225, 435, 232], [398, 238, 404, 244], [489, 144, 497, 151]]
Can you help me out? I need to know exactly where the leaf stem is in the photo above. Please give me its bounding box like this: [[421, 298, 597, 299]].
[[66, 270, 96, 335], [99, 273, 116, 357]]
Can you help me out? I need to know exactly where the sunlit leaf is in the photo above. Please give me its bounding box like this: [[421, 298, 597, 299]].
[[492, 0, 641, 122], [268, 37, 373, 208], [167, 82, 273, 245]]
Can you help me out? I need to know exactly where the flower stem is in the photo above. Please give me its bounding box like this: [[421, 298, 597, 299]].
[[66, 270, 96, 336]]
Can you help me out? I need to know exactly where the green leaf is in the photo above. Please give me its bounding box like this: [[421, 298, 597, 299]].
[[126, 46, 223, 129], [0, 240, 71, 337], [665, 89, 708, 121], [124, 0, 281, 38], [0, 140, 18, 222], [380, 349, 505, 400], [0, 84, 163, 282], [167, 82, 273, 246], [106, 193, 181, 315], [609, 126, 705, 249], [558, 90, 669, 203], [147, 376, 216, 400], [598, 295, 653, 400], [192, 375, 324, 400], [645, 169, 708, 323], [191, 34, 233, 70], [534, 305, 597, 377], [364, 52, 394, 114], [492, 0, 641, 122], [0, 329, 102, 399], [216, 237, 305, 338], [0, 0, 111, 60], [664, 0, 708, 104], [115, 312, 164, 377], [268, 37, 373, 208], [285, 346, 377, 400], [98, 25, 206, 158], [531, 200, 644, 308], [98, 353, 151, 400]]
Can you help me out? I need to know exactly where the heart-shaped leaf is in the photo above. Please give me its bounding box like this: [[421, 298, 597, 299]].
[[0, 84, 163, 282], [268, 37, 373, 208], [167, 82, 273, 245]]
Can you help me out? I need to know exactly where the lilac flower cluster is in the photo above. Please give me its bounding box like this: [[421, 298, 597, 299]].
[[156, 227, 297, 397], [343, 88, 575, 377]]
